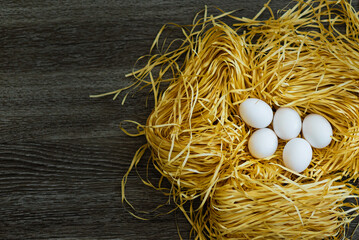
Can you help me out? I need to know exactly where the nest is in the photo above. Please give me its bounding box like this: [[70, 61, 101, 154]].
[[110, 0, 359, 239]]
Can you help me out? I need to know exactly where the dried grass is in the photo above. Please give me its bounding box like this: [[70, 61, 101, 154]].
[[104, 0, 359, 239]]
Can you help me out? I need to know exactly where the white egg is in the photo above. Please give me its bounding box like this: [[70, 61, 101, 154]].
[[273, 107, 302, 140], [302, 114, 333, 149], [283, 138, 312, 173], [248, 128, 278, 158], [239, 98, 273, 128]]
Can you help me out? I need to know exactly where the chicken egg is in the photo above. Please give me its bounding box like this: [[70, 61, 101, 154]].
[[273, 107, 302, 140], [239, 98, 273, 128], [283, 138, 312, 173], [248, 128, 278, 158], [302, 114, 333, 149]]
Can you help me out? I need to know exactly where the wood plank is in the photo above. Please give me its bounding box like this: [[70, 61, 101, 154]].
[[0, 140, 191, 239]]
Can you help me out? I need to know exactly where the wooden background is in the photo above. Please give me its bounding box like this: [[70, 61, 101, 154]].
[[1, 0, 359, 239]]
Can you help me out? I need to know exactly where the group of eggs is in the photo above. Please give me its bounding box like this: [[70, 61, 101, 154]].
[[239, 98, 333, 173]]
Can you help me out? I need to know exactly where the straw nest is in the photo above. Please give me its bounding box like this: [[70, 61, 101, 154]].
[[108, 0, 359, 239]]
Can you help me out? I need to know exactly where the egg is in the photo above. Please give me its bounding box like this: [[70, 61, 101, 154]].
[[239, 98, 273, 128], [302, 113, 333, 148], [248, 128, 278, 158], [283, 138, 312, 173], [273, 107, 302, 140]]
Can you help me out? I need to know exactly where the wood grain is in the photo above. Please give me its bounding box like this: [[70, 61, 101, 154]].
[[1, 0, 358, 239]]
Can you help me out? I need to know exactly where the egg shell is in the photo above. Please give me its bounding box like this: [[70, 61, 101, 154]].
[[239, 98, 273, 128], [248, 128, 278, 158], [302, 114, 333, 149], [273, 107, 302, 140], [283, 138, 312, 173]]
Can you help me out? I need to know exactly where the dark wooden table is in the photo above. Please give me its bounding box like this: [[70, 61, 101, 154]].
[[1, 1, 359, 239]]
